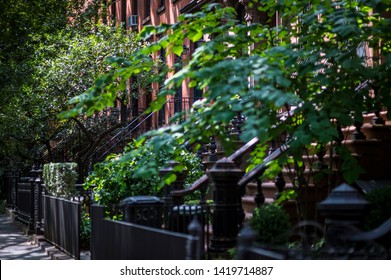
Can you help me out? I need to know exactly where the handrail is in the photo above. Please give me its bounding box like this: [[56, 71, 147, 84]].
[[171, 136, 291, 199], [238, 139, 292, 188], [90, 100, 171, 162], [170, 107, 296, 198], [171, 137, 259, 197], [89, 110, 149, 161], [93, 111, 153, 161], [233, 80, 370, 188]]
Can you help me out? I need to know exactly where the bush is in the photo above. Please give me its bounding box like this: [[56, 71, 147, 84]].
[[43, 162, 78, 199], [85, 140, 203, 215], [80, 210, 91, 251], [249, 204, 291, 245], [364, 187, 391, 230]]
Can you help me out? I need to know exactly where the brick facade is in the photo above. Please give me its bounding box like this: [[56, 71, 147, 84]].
[[108, 1, 267, 128], [107, 1, 213, 128]]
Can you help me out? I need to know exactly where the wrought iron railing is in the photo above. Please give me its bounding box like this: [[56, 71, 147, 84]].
[[43, 195, 81, 259], [90, 204, 203, 260], [16, 178, 34, 231], [87, 107, 148, 163], [237, 184, 391, 260], [39, 107, 122, 163], [89, 97, 201, 165]]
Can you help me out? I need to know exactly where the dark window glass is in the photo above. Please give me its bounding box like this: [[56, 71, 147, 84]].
[[132, 0, 138, 12], [192, 40, 204, 102], [145, 0, 151, 18], [121, 0, 127, 27]]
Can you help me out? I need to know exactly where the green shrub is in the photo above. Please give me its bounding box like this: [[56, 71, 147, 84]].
[[43, 162, 78, 199], [364, 187, 391, 230], [85, 140, 203, 215], [80, 210, 91, 251], [249, 204, 291, 245]]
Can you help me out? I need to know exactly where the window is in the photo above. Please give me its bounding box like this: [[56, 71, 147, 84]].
[[192, 40, 204, 102], [174, 55, 183, 113], [145, 0, 151, 18], [132, 0, 138, 12], [121, 0, 127, 27], [158, 0, 166, 13], [111, 2, 116, 21]]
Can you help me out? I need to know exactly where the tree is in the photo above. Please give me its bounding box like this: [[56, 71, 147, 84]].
[[0, 0, 137, 172], [28, 25, 144, 170], [61, 1, 391, 184], [0, 0, 70, 167]]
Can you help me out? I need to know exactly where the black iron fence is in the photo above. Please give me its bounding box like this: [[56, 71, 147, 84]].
[[237, 184, 391, 260], [3, 170, 18, 209], [16, 177, 34, 232], [4, 155, 391, 260], [43, 195, 81, 259], [91, 204, 203, 260]]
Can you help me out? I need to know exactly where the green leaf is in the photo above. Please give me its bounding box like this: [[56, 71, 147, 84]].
[[172, 44, 183, 56]]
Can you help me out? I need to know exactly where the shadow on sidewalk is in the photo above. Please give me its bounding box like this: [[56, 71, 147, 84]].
[[0, 214, 51, 260]]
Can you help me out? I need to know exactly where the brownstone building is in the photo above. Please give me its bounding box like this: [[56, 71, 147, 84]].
[[108, 1, 256, 128]]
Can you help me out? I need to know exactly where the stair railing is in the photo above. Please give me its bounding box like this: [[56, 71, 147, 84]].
[[170, 137, 260, 204], [170, 108, 296, 204], [89, 109, 150, 163], [237, 139, 292, 189], [89, 99, 174, 164]]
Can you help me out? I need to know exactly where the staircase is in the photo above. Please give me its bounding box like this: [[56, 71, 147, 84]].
[[239, 110, 391, 221], [87, 108, 151, 165], [181, 109, 391, 225]]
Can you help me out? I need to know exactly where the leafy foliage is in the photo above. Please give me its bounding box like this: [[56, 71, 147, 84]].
[[249, 204, 291, 245], [61, 1, 391, 184], [0, 0, 128, 168], [80, 209, 91, 250], [43, 162, 78, 198], [364, 187, 391, 230], [85, 137, 203, 213], [28, 25, 144, 174]]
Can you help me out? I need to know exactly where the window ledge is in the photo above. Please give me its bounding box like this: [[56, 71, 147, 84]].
[[142, 16, 151, 25], [157, 6, 166, 15]]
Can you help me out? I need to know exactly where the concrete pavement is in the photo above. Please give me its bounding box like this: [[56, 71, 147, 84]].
[[0, 213, 90, 260], [0, 213, 51, 260], [0, 214, 90, 260]]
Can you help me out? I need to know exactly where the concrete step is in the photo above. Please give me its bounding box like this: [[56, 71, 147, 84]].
[[363, 111, 389, 124], [342, 123, 391, 141], [32, 234, 90, 260], [246, 181, 295, 199]]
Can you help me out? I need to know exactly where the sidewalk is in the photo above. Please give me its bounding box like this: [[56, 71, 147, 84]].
[[0, 213, 90, 260], [0, 213, 51, 260]]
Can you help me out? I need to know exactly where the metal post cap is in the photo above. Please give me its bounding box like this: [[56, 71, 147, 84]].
[[318, 183, 370, 211]]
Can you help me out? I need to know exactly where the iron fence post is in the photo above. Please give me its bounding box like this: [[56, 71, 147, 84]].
[[160, 160, 188, 205], [318, 183, 370, 248], [28, 164, 38, 233], [236, 226, 257, 260], [34, 165, 44, 234], [207, 157, 244, 253]]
